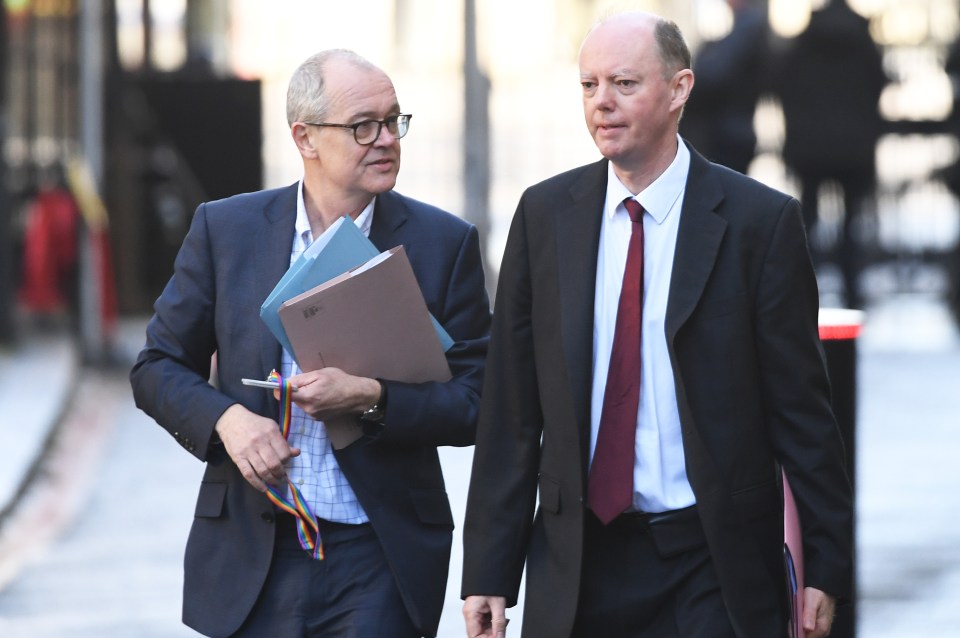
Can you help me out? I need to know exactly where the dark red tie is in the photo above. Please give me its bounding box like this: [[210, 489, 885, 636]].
[[588, 198, 644, 524]]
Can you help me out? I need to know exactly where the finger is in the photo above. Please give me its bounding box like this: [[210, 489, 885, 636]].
[[803, 608, 830, 638], [238, 458, 267, 492], [463, 614, 484, 637], [815, 609, 835, 638], [257, 448, 290, 485], [803, 607, 817, 632], [463, 602, 492, 638], [244, 446, 283, 486]]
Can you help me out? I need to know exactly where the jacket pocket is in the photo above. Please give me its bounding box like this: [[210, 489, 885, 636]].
[[411, 489, 454, 526], [194, 481, 227, 518], [538, 474, 561, 515]]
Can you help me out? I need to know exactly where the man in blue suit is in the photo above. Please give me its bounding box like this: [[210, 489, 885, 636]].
[[131, 49, 490, 638]]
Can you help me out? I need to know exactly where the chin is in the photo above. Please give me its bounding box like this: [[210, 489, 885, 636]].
[[368, 175, 398, 195], [594, 140, 622, 160]]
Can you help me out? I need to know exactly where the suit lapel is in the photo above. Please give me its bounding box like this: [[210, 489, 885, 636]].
[[257, 183, 299, 376], [663, 147, 729, 505], [665, 148, 727, 342], [555, 160, 608, 469], [370, 190, 410, 251]]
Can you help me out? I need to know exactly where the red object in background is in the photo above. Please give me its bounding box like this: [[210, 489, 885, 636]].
[[19, 187, 79, 312], [818, 308, 864, 341]]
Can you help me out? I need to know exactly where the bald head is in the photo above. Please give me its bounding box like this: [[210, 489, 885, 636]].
[[286, 49, 389, 126], [582, 12, 691, 80]]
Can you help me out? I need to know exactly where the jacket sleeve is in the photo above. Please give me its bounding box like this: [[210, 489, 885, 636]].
[[461, 196, 543, 605], [755, 198, 854, 600], [129, 202, 237, 462]]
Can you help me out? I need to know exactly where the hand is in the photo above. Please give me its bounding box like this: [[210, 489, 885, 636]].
[[802, 587, 836, 638], [215, 404, 300, 492], [463, 596, 508, 638], [277, 368, 381, 422]]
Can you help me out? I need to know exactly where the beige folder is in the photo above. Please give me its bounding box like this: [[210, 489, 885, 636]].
[[278, 246, 452, 383]]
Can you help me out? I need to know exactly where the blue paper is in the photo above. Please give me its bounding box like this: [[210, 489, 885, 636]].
[[261, 216, 453, 359]]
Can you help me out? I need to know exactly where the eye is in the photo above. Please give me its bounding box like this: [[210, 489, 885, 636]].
[[581, 81, 596, 91], [616, 79, 636, 88], [353, 120, 378, 136]]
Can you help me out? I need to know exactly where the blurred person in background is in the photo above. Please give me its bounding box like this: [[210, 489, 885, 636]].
[[130, 49, 490, 638], [680, 0, 771, 175], [935, 28, 960, 324], [773, 0, 888, 309], [462, 10, 852, 638]]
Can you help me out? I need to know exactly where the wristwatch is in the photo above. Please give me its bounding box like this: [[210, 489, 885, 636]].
[[360, 380, 387, 423]]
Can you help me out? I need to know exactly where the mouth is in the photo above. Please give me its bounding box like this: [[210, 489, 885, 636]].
[[368, 157, 397, 169], [596, 122, 624, 134]]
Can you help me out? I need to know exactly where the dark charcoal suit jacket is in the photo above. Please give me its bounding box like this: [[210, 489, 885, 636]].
[[462, 145, 852, 638], [131, 184, 490, 638]]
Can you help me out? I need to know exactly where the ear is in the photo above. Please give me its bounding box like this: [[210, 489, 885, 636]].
[[291, 122, 319, 159], [669, 69, 694, 115]]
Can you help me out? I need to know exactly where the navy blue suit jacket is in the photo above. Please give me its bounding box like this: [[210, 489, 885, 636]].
[[131, 184, 490, 637]]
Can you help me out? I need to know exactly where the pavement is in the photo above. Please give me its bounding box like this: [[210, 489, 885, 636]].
[[0, 292, 958, 636], [0, 327, 79, 523]]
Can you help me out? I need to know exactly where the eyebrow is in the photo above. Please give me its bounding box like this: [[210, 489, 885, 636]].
[[580, 69, 640, 80]]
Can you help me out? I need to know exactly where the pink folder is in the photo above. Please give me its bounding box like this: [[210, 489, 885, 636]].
[[783, 469, 805, 637]]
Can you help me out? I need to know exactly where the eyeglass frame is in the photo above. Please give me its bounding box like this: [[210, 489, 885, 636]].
[[300, 113, 413, 145]]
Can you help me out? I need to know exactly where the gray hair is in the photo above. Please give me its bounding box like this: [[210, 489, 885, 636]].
[[654, 17, 691, 79], [285, 49, 380, 126]]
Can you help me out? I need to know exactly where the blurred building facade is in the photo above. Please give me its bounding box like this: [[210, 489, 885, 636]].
[[1, 0, 959, 351]]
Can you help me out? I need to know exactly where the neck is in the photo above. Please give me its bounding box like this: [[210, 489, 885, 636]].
[[302, 181, 372, 238], [612, 137, 679, 194]]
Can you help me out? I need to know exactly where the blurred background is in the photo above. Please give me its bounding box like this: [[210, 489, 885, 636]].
[[2, 0, 959, 339], [0, 0, 958, 637]]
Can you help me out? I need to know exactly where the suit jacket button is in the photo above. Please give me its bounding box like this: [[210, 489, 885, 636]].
[[261, 512, 275, 523]]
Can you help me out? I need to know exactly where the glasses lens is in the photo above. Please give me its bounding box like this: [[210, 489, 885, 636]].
[[395, 115, 410, 139], [354, 120, 380, 145]]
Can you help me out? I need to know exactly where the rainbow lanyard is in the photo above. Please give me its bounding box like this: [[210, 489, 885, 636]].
[[262, 371, 324, 560]]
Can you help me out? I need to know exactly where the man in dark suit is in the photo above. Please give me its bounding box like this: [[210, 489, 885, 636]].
[[130, 49, 490, 638], [462, 12, 851, 638]]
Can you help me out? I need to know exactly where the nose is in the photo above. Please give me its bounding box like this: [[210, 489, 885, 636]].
[[372, 124, 398, 147], [592, 82, 615, 111]]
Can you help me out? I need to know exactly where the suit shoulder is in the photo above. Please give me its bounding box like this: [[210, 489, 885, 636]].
[[522, 161, 606, 200], [387, 190, 475, 234], [711, 163, 795, 210], [200, 185, 294, 218]]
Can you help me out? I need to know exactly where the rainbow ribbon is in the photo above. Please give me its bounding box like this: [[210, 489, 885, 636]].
[[262, 370, 324, 560]]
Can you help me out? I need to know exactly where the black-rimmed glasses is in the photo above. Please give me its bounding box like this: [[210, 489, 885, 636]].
[[301, 113, 412, 145]]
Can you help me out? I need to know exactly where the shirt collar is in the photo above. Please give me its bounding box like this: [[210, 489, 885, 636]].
[[296, 178, 376, 243], [605, 135, 690, 224]]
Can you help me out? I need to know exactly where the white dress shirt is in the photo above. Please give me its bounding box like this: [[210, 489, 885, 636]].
[[276, 180, 373, 524], [589, 138, 697, 513]]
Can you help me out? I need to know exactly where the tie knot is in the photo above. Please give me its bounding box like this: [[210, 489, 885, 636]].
[[623, 198, 644, 224]]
